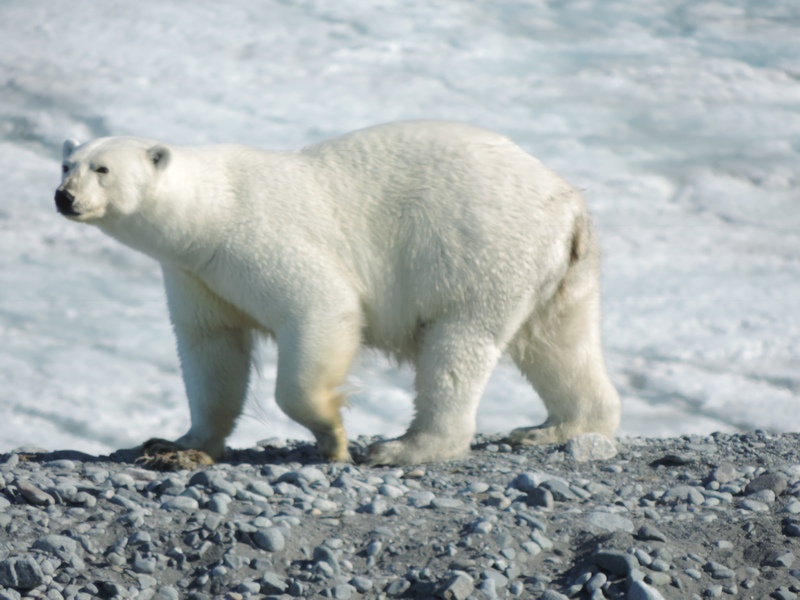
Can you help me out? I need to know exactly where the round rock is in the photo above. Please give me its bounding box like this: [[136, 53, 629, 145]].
[[564, 433, 617, 462]]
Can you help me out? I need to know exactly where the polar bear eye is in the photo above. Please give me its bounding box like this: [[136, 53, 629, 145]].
[[62, 164, 69, 174], [95, 166, 109, 174]]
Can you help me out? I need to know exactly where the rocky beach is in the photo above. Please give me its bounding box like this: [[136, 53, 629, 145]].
[[1, 432, 799, 600]]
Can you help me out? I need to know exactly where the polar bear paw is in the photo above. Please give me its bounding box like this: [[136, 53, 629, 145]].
[[366, 435, 470, 467], [507, 424, 571, 446]]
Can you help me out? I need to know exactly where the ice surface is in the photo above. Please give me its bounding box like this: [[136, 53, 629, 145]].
[[1, 0, 798, 454]]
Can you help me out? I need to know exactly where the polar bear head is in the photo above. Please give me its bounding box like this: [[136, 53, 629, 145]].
[[56, 137, 170, 222]]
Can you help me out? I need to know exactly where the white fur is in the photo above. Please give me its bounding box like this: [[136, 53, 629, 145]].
[[57, 121, 620, 465]]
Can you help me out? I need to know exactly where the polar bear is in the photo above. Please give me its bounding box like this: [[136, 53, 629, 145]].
[[55, 121, 620, 465]]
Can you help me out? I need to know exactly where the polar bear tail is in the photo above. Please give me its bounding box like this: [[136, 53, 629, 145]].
[[569, 213, 591, 266]]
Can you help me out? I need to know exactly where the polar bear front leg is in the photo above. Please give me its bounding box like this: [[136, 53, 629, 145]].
[[368, 318, 502, 466], [161, 266, 254, 460], [274, 312, 361, 462]]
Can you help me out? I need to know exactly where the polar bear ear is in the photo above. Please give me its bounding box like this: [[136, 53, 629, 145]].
[[62, 139, 79, 160], [147, 144, 171, 170]]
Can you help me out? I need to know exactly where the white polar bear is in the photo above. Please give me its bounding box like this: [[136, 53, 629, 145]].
[[55, 121, 620, 465]]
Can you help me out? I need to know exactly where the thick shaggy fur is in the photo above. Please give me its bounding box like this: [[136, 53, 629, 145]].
[[57, 121, 620, 465]]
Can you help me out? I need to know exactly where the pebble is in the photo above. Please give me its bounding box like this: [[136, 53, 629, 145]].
[[628, 580, 666, 600], [252, 528, 285, 552], [407, 490, 435, 508], [385, 577, 410, 596], [261, 572, 287, 594], [527, 487, 555, 509], [710, 463, 737, 484], [0, 433, 799, 599], [564, 433, 618, 462], [439, 570, 474, 600], [15, 478, 55, 506], [637, 524, 667, 542], [740, 498, 770, 513], [767, 550, 796, 569], [349, 576, 373, 593], [0, 555, 44, 590], [586, 510, 634, 533], [746, 473, 788, 496], [593, 550, 638, 575], [704, 561, 736, 579], [161, 496, 199, 511]]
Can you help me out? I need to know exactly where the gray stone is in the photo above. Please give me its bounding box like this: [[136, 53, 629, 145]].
[[628, 580, 666, 600], [540, 479, 579, 501], [704, 561, 735, 579], [247, 480, 274, 497], [531, 529, 554, 551], [770, 588, 797, 600], [278, 467, 329, 489], [15, 478, 55, 506], [593, 550, 638, 575], [385, 577, 410, 596], [710, 463, 737, 484], [432, 497, 465, 509], [633, 549, 653, 566], [482, 569, 508, 589], [785, 519, 800, 537], [379, 484, 404, 498], [739, 498, 770, 513], [0, 555, 45, 590], [580, 572, 604, 593], [261, 572, 289, 594], [564, 433, 617, 462], [541, 591, 570, 600], [207, 475, 237, 496], [469, 518, 493, 534], [439, 571, 474, 600], [749, 489, 776, 504], [587, 510, 634, 533], [360, 498, 388, 515], [684, 568, 702, 580], [766, 550, 795, 568], [637, 524, 667, 542], [313, 545, 340, 575], [155, 587, 179, 600], [649, 558, 670, 572], [527, 487, 554, 510], [331, 584, 355, 599], [253, 528, 285, 552], [407, 491, 435, 507], [349, 576, 373, 593], [133, 553, 157, 574], [662, 485, 704, 505], [645, 572, 671, 586], [746, 473, 788, 496], [207, 493, 231, 514], [32, 535, 79, 562], [509, 472, 552, 493], [161, 496, 199, 511]]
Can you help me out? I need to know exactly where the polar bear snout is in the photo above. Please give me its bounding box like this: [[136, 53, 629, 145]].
[[55, 188, 79, 216]]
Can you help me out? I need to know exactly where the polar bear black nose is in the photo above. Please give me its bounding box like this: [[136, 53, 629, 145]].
[[55, 189, 78, 215]]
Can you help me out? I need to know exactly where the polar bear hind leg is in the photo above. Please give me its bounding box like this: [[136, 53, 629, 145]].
[[507, 226, 620, 445], [367, 317, 503, 466]]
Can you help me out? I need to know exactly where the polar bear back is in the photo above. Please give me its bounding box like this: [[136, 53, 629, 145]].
[[290, 121, 587, 348]]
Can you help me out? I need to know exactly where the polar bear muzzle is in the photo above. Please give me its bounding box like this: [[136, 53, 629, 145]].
[[54, 188, 79, 216]]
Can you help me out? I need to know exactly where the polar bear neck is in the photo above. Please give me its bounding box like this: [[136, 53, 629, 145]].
[[97, 146, 241, 273]]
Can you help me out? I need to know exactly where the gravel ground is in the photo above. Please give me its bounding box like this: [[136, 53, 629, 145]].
[[1, 431, 800, 600]]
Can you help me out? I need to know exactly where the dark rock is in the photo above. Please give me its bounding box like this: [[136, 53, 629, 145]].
[[746, 473, 788, 496], [593, 550, 638, 575]]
